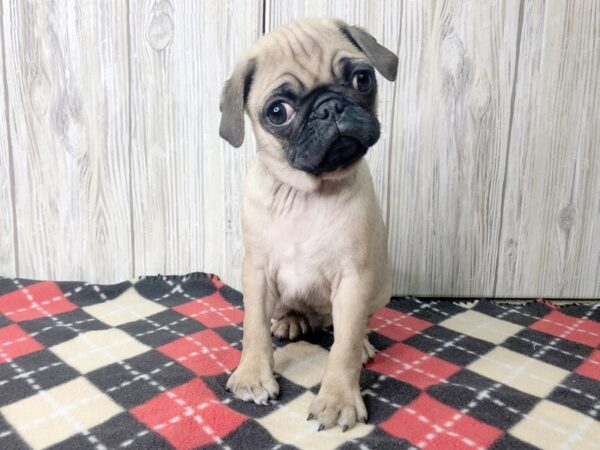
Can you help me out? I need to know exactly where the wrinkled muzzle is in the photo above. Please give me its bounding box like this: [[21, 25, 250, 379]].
[[289, 92, 380, 175]]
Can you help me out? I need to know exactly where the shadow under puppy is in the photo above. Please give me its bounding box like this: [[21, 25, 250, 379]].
[[219, 17, 397, 431]]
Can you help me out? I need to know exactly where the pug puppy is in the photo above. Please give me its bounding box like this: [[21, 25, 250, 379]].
[[219, 17, 396, 431]]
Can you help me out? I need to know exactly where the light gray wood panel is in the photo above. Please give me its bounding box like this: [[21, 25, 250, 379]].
[[0, 2, 15, 276], [129, 0, 261, 287], [2, 0, 131, 281], [265, 0, 401, 217], [388, 0, 521, 296], [496, 0, 600, 298]]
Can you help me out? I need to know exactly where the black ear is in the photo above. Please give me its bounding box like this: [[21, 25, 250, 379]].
[[219, 59, 256, 148], [338, 23, 398, 81]]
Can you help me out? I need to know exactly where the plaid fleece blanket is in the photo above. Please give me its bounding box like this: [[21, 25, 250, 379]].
[[0, 273, 598, 450]]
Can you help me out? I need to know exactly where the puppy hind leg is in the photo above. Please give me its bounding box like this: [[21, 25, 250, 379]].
[[271, 311, 311, 340], [362, 334, 376, 365]]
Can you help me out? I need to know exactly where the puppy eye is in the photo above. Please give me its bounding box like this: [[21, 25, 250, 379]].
[[352, 71, 373, 93], [266, 101, 295, 126]]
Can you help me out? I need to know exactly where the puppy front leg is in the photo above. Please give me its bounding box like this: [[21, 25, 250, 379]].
[[226, 258, 278, 404], [309, 275, 370, 431]]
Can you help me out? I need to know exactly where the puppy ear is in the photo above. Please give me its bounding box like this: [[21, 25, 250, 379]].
[[219, 59, 256, 148], [338, 23, 398, 81]]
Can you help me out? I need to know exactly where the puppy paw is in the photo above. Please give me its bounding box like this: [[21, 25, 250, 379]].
[[271, 312, 310, 340], [226, 361, 279, 405], [362, 337, 376, 365], [308, 383, 367, 431]]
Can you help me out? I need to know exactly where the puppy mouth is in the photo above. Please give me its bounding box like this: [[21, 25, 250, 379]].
[[317, 136, 368, 174], [285, 91, 380, 176], [289, 113, 379, 175]]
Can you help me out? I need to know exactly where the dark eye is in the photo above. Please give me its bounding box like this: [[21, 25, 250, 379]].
[[266, 101, 295, 125], [352, 71, 373, 92]]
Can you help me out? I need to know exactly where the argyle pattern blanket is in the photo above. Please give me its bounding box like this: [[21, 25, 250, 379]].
[[0, 273, 598, 450]]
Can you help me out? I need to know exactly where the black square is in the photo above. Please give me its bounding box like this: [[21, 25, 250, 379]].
[[404, 325, 495, 366], [473, 301, 542, 327], [86, 350, 195, 409], [134, 276, 217, 307], [119, 310, 206, 348], [57, 281, 132, 307], [559, 303, 600, 321], [0, 414, 30, 449], [204, 420, 282, 450], [213, 321, 244, 346], [490, 433, 539, 450], [0, 277, 38, 296], [0, 350, 79, 406], [48, 412, 171, 450], [502, 328, 593, 371], [366, 331, 397, 353], [361, 373, 421, 424], [0, 313, 12, 328], [180, 273, 221, 298], [389, 298, 467, 324], [19, 309, 109, 347], [427, 369, 540, 429], [219, 285, 243, 308], [302, 327, 334, 351], [548, 373, 600, 418], [341, 427, 414, 450]]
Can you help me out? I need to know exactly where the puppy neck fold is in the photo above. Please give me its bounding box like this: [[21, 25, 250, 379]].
[[257, 152, 323, 192], [255, 153, 363, 201]]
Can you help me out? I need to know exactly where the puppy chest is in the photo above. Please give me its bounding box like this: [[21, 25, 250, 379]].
[[270, 238, 333, 304]]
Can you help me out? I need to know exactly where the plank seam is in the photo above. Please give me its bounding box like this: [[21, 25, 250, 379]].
[[385, 5, 403, 233], [126, 0, 135, 278], [492, 0, 526, 297], [261, 0, 267, 35], [0, 0, 19, 276]]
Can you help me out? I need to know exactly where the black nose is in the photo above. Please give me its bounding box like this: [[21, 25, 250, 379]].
[[313, 97, 346, 120]]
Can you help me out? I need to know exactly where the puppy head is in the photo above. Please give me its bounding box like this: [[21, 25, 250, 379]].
[[220, 18, 398, 181]]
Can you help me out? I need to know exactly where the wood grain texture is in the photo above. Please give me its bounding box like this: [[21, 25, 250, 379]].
[[2, 0, 131, 281], [265, 0, 401, 217], [0, 3, 16, 276], [388, 0, 521, 296], [129, 0, 261, 287], [496, 0, 600, 298]]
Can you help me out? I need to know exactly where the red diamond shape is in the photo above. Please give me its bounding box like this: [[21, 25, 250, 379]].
[[174, 292, 244, 328], [0, 324, 44, 362], [0, 282, 76, 322], [369, 342, 460, 389], [158, 329, 240, 376], [530, 310, 600, 347], [370, 307, 431, 342], [381, 393, 502, 449], [131, 378, 246, 450], [576, 349, 600, 382]]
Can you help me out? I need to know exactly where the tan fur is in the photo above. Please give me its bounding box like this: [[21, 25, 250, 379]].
[[223, 18, 394, 431]]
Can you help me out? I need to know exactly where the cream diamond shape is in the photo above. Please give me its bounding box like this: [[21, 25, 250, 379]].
[[273, 341, 329, 388], [50, 328, 150, 373], [468, 347, 569, 397], [1, 377, 122, 449], [511, 400, 600, 449], [83, 287, 166, 326], [440, 310, 524, 344], [258, 392, 372, 449]]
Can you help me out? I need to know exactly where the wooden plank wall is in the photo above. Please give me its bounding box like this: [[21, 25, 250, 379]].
[[128, 0, 261, 287], [0, 0, 598, 298], [2, 0, 131, 281], [0, 1, 15, 276]]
